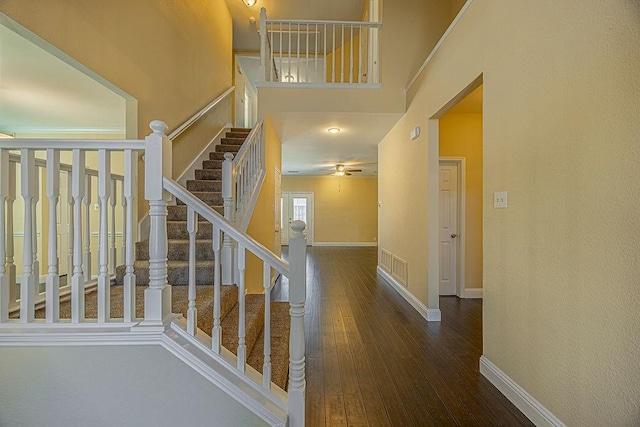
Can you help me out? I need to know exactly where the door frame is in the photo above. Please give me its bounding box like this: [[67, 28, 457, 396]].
[[281, 192, 314, 245], [439, 157, 466, 298]]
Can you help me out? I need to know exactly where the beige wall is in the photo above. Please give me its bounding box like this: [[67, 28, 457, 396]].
[[439, 112, 483, 290], [378, 0, 640, 424], [282, 176, 377, 244], [1, 0, 233, 214], [245, 116, 282, 294]]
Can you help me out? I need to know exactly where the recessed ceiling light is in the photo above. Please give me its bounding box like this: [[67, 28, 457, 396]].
[[243, 0, 257, 6], [328, 128, 340, 134]]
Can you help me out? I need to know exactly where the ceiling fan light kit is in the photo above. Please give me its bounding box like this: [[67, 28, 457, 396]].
[[243, 0, 256, 6]]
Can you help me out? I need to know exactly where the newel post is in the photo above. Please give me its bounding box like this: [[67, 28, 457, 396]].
[[259, 7, 268, 81], [141, 120, 172, 327], [222, 152, 234, 285], [288, 220, 307, 426]]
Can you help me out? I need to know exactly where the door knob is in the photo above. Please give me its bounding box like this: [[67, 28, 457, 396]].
[[451, 233, 458, 239]]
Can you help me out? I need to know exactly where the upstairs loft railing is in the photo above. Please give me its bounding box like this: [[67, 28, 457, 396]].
[[0, 121, 307, 426], [259, 8, 382, 86]]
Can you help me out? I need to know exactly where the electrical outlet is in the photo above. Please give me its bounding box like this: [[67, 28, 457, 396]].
[[494, 191, 508, 208], [94, 203, 99, 211]]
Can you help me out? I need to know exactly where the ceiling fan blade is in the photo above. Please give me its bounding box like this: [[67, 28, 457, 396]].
[[345, 172, 352, 176], [346, 169, 362, 173]]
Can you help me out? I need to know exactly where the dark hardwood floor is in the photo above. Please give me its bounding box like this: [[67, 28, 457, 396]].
[[275, 246, 533, 426]]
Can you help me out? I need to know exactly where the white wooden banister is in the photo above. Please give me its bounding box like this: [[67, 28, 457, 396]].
[[97, 149, 111, 323], [260, 8, 382, 86], [123, 149, 137, 323], [142, 120, 172, 326], [71, 149, 85, 323], [110, 178, 117, 275], [45, 149, 61, 323], [7, 161, 16, 305], [83, 174, 92, 281], [0, 148, 9, 322], [287, 220, 307, 426], [20, 149, 36, 323]]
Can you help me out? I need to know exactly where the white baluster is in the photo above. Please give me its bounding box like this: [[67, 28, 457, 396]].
[[32, 163, 39, 300], [123, 151, 137, 322], [66, 174, 73, 288], [97, 150, 111, 323], [45, 149, 60, 323], [20, 149, 36, 322], [109, 178, 117, 274], [263, 262, 272, 389], [186, 206, 197, 335], [121, 180, 126, 266], [350, 25, 354, 83], [212, 223, 222, 353], [71, 149, 85, 323], [142, 120, 172, 326], [7, 161, 16, 305], [288, 220, 307, 425], [237, 244, 246, 372], [83, 174, 92, 281], [0, 149, 9, 321], [222, 153, 234, 285]]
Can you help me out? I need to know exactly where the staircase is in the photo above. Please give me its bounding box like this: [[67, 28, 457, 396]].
[[115, 127, 291, 390]]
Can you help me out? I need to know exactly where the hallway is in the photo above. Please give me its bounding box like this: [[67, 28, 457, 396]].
[[276, 247, 532, 426]]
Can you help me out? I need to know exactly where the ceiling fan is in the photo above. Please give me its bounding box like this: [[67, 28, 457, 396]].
[[333, 164, 362, 177]]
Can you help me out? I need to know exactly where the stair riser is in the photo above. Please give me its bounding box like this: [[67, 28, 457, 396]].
[[117, 264, 216, 285], [225, 132, 250, 139], [168, 222, 215, 240], [176, 192, 222, 206], [231, 128, 252, 133], [167, 205, 223, 221], [186, 180, 222, 192], [135, 240, 215, 261], [195, 169, 222, 180], [221, 138, 245, 146], [202, 160, 222, 170], [215, 144, 241, 153], [209, 152, 230, 161]]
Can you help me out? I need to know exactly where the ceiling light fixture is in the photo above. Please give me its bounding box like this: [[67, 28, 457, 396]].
[[328, 127, 340, 134], [243, 0, 257, 6]]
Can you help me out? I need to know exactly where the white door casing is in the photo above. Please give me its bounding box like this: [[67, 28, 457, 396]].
[[281, 192, 313, 246], [439, 163, 458, 295], [274, 167, 282, 254]]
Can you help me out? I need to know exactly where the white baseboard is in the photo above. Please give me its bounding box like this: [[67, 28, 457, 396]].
[[462, 287, 483, 299], [479, 356, 565, 427], [313, 242, 378, 247], [377, 266, 440, 322]]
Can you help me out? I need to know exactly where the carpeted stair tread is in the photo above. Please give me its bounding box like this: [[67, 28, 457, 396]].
[[176, 191, 222, 206], [247, 302, 291, 390], [209, 152, 231, 161], [202, 159, 222, 170], [231, 127, 252, 133], [214, 144, 241, 153], [186, 180, 222, 192], [195, 169, 222, 180], [115, 260, 218, 285], [167, 221, 215, 240], [167, 205, 223, 221], [221, 294, 266, 363], [226, 132, 250, 139], [220, 137, 245, 145], [135, 239, 215, 261]]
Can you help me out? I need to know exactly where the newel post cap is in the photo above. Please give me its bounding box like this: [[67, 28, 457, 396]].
[[224, 152, 234, 161], [149, 120, 168, 136], [290, 220, 306, 236]]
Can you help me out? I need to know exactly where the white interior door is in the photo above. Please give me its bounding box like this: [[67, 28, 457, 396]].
[[281, 192, 313, 246], [439, 163, 458, 295]]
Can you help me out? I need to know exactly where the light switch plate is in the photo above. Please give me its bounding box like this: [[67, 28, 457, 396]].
[[494, 191, 508, 208]]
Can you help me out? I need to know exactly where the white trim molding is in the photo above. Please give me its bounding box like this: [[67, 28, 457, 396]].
[[463, 287, 483, 298], [377, 266, 441, 322], [313, 242, 377, 247], [480, 356, 566, 427]]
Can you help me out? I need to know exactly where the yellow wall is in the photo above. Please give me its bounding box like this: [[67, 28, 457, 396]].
[[0, 0, 233, 215], [378, 0, 640, 424], [282, 176, 377, 244], [439, 112, 483, 290], [245, 116, 282, 294]]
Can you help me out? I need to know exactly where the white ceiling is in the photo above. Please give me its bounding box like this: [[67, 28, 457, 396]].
[[0, 23, 126, 136]]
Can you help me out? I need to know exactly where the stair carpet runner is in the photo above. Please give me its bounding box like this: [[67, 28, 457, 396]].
[[20, 128, 290, 391], [116, 127, 291, 390]]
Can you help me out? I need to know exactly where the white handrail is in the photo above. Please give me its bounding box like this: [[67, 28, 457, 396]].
[[267, 19, 382, 27], [168, 86, 235, 140], [163, 177, 289, 275]]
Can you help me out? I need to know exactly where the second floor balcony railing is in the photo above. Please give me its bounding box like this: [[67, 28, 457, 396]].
[[259, 8, 382, 86]]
